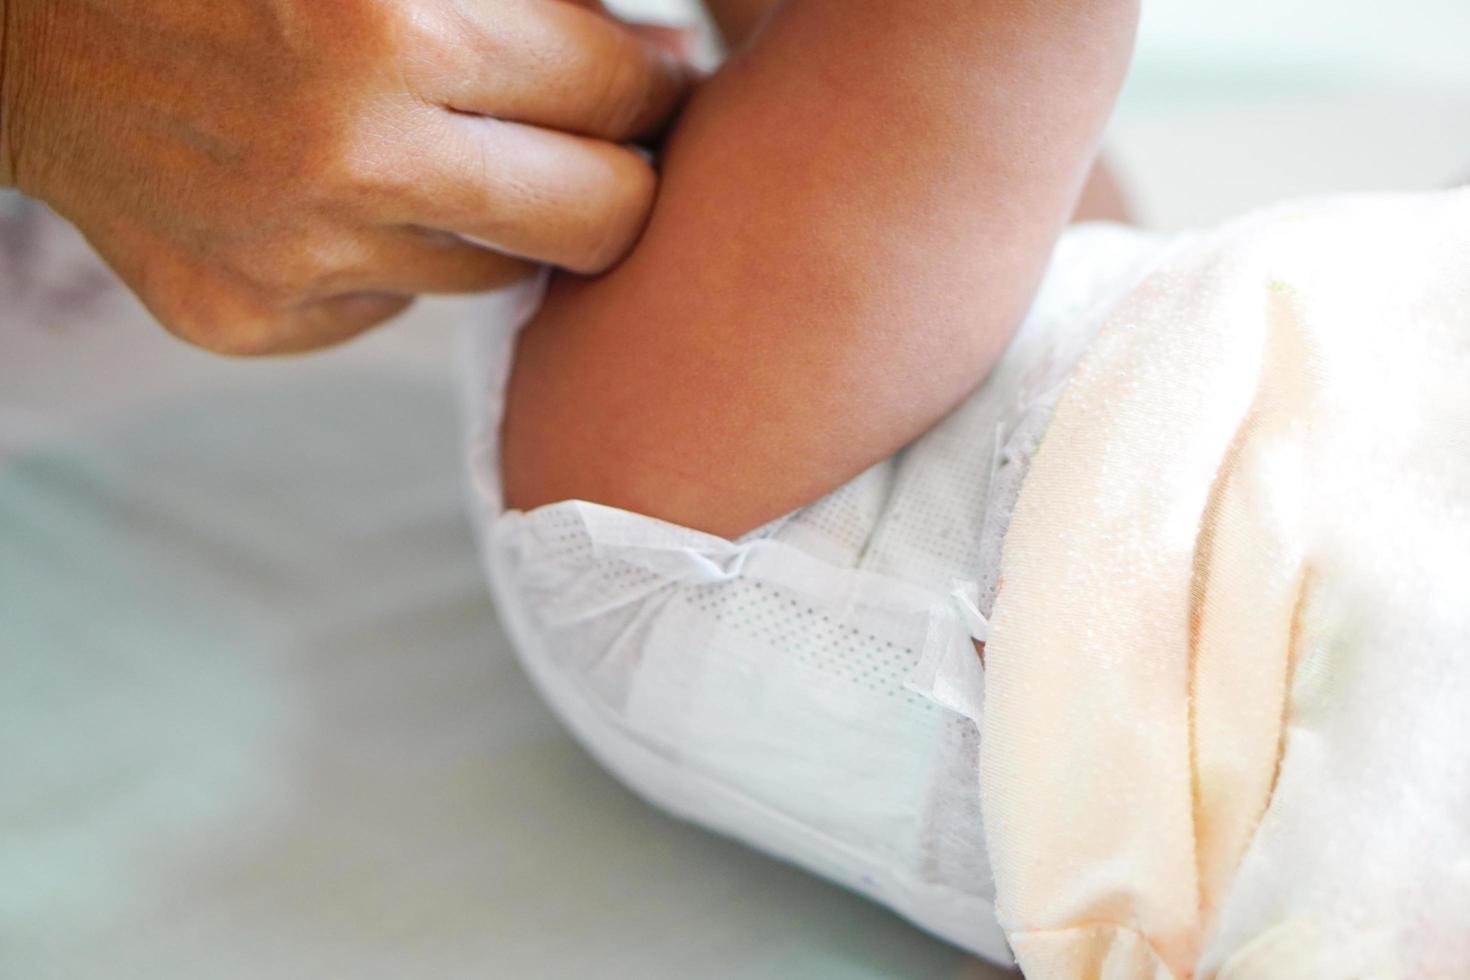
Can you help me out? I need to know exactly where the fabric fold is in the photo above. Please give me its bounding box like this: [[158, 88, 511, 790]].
[[981, 189, 1470, 979]]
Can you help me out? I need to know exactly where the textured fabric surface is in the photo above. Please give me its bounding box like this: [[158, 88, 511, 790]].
[[981, 189, 1470, 979], [463, 223, 1172, 964]]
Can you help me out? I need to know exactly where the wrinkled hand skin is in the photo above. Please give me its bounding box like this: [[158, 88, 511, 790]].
[[0, 0, 689, 354]]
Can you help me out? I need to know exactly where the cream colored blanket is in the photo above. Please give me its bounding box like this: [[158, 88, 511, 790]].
[[982, 190, 1470, 979]]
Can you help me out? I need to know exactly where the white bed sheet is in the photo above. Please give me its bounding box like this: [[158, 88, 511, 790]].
[[3, 2, 1466, 976]]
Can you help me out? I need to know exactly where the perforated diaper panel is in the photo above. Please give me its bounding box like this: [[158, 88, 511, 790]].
[[516, 505, 668, 601], [685, 578, 937, 711]]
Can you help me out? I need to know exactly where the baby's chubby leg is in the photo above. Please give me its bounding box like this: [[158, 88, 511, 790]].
[[503, 0, 1141, 538]]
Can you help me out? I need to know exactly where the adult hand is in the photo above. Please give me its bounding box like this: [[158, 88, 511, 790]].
[[0, 0, 691, 354]]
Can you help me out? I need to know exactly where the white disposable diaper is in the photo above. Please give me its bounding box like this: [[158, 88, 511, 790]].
[[461, 222, 1172, 964]]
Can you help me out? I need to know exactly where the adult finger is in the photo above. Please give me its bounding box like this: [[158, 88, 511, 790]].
[[159, 281, 412, 356], [394, 113, 657, 273], [332, 227, 536, 296], [428, 0, 693, 142], [268, 292, 417, 355], [134, 246, 413, 355]]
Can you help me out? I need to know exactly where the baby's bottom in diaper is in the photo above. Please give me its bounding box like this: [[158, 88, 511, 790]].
[[462, 221, 1172, 965], [467, 189, 1470, 975]]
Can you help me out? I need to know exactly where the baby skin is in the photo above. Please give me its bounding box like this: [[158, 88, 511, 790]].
[[501, 0, 1140, 538]]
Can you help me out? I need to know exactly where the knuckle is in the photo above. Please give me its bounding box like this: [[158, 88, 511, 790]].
[[140, 253, 290, 357], [227, 232, 358, 302], [342, 2, 453, 99], [158, 295, 285, 358], [226, 244, 311, 301], [286, 69, 413, 197], [376, 2, 441, 54], [193, 325, 286, 358], [301, 115, 422, 211], [336, 291, 413, 328], [308, 0, 417, 62], [589, 41, 653, 137], [297, 122, 374, 196], [390, 6, 456, 66]]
